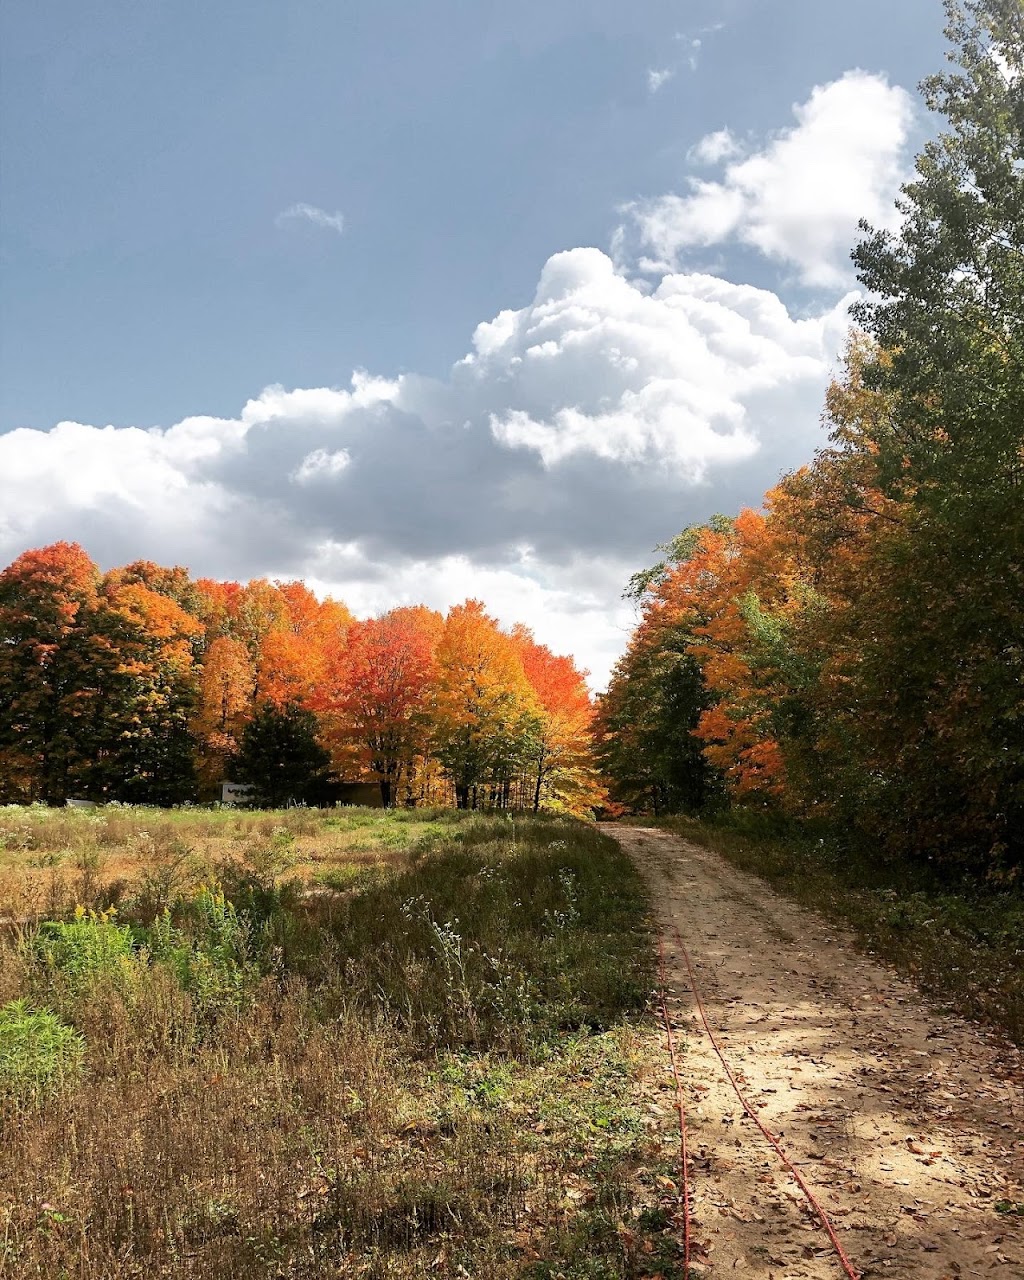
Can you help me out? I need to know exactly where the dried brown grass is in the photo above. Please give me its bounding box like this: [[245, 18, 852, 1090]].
[[0, 809, 672, 1279]]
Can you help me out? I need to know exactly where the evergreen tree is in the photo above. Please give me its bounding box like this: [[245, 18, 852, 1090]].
[[233, 703, 331, 808]]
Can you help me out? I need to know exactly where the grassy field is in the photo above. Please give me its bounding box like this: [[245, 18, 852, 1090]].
[[0, 806, 686, 1280], [647, 812, 1024, 1046]]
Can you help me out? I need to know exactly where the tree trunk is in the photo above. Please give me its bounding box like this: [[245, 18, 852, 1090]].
[[404, 762, 417, 807]]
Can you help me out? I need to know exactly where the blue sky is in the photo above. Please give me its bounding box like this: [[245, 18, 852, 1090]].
[[1, 0, 949, 682]]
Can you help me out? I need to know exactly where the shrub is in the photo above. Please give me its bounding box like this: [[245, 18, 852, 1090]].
[[0, 999, 84, 1100], [30, 906, 135, 997], [148, 885, 259, 1019], [27, 888, 260, 1031]]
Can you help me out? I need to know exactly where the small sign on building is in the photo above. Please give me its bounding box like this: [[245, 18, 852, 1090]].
[[221, 781, 255, 807]]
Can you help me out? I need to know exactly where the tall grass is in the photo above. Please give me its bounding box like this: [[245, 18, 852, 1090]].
[[0, 809, 675, 1279], [0, 804, 464, 924]]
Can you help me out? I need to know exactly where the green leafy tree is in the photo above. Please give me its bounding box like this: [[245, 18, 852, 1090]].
[[847, 0, 1024, 868], [596, 622, 722, 815]]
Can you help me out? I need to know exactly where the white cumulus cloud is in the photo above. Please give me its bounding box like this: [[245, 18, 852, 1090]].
[[0, 247, 854, 684], [630, 71, 915, 287], [1, 67, 915, 684]]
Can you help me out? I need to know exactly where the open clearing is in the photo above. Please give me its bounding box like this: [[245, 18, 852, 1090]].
[[0, 807, 683, 1279], [614, 825, 1024, 1278], [3, 808, 1023, 1278]]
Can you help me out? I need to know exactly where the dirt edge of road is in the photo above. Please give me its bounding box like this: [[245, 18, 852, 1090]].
[[613, 824, 1024, 1279]]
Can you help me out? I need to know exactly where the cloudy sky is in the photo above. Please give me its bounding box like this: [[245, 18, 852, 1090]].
[[0, 0, 948, 685]]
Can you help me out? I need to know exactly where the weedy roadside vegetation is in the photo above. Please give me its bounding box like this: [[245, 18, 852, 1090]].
[[649, 812, 1024, 1046], [0, 806, 685, 1279]]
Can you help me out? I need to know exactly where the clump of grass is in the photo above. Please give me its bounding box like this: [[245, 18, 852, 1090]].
[[652, 812, 1024, 1044]]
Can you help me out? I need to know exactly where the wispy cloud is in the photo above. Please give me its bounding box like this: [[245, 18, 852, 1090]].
[[275, 203, 346, 235], [689, 128, 742, 165], [672, 21, 726, 73], [647, 67, 674, 94]]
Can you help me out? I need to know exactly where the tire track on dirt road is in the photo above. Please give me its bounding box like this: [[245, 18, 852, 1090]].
[[613, 825, 1024, 1279]]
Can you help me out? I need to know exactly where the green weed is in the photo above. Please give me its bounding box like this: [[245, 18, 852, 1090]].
[[0, 1000, 84, 1101], [30, 907, 135, 997]]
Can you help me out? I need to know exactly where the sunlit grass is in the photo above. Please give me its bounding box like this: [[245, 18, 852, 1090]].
[[0, 806, 683, 1279], [0, 804, 456, 924]]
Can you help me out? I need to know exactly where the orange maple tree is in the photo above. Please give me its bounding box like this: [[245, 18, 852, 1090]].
[[333, 606, 442, 806], [0, 548, 604, 811]]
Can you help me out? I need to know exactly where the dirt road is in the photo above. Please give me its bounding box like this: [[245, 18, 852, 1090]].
[[613, 825, 1024, 1279]]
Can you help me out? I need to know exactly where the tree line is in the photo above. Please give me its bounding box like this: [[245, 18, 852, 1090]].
[[0, 547, 601, 812], [597, 0, 1024, 878]]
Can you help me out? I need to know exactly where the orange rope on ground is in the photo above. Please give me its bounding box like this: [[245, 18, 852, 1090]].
[[656, 934, 691, 1278], [669, 921, 862, 1280]]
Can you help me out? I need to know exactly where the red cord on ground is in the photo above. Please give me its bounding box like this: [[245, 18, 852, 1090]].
[[669, 922, 862, 1280], [656, 935, 691, 1278]]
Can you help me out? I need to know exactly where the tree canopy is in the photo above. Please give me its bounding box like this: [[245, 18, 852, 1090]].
[[599, 1, 1024, 877], [0, 549, 602, 813]]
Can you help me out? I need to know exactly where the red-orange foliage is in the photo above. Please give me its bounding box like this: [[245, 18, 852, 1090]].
[[195, 635, 254, 786], [0, 546, 602, 810], [0, 543, 104, 802], [334, 606, 442, 805], [636, 510, 793, 800]]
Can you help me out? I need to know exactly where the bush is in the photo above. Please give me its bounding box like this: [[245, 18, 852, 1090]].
[[147, 885, 260, 1020], [30, 906, 135, 997], [0, 999, 84, 1100], [26, 887, 261, 1034]]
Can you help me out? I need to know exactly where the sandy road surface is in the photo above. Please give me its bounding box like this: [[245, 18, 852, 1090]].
[[613, 825, 1024, 1279]]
